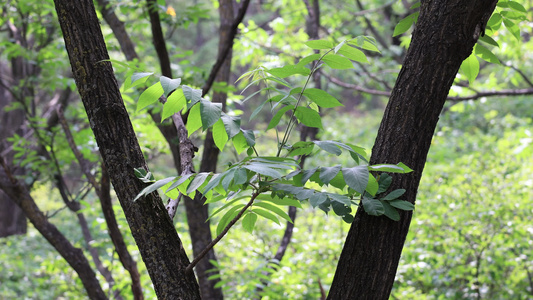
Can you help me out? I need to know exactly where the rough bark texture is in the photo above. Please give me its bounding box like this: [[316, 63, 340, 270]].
[[327, 1, 497, 299], [52, 0, 201, 298]]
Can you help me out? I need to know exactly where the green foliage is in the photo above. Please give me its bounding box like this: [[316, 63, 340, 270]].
[[135, 38, 413, 237], [393, 100, 533, 299]]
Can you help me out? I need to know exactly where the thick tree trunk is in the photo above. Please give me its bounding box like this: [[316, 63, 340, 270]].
[[327, 1, 497, 299], [52, 0, 201, 298]]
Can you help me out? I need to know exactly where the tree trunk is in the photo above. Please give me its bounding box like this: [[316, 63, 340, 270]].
[[52, 0, 201, 298], [183, 1, 236, 299], [0, 55, 28, 239], [327, 1, 497, 299]]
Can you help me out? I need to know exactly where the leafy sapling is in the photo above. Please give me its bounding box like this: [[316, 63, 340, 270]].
[[133, 36, 414, 267]]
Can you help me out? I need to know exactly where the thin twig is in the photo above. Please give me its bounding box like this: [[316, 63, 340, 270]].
[[447, 88, 533, 101], [186, 192, 259, 273]]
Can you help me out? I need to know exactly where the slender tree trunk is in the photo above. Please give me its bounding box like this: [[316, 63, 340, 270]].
[[183, 1, 236, 298], [0, 55, 28, 239], [327, 1, 497, 299], [52, 0, 201, 298], [0, 161, 107, 299]]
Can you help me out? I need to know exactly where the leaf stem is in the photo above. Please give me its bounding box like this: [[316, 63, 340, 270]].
[[276, 49, 333, 157], [186, 192, 260, 274]]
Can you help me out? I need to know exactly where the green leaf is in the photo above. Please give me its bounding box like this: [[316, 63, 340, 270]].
[[161, 88, 186, 121], [252, 208, 280, 225], [343, 214, 355, 223], [382, 201, 400, 221], [328, 193, 351, 206], [502, 18, 521, 41], [320, 165, 341, 185], [329, 173, 346, 189], [186, 104, 202, 136], [233, 168, 248, 185], [304, 39, 333, 49], [331, 201, 350, 217], [368, 163, 407, 173], [137, 82, 163, 112], [288, 141, 315, 156], [268, 105, 293, 130], [258, 196, 302, 208], [216, 204, 244, 235], [486, 13, 502, 30], [301, 167, 319, 184], [134, 176, 175, 201], [460, 53, 479, 85], [389, 200, 415, 211], [213, 119, 229, 151], [352, 36, 380, 53], [200, 99, 222, 130], [302, 88, 343, 108], [397, 162, 413, 173], [501, 10, 526, 20], [314, 140, 342, 155], [166, 173, 194, 193], [127, 72, 153, 90], [322, 54, 354, 69], [183, 85, 202, 108], [334, 40, 346, 54], [478, 35, 499, 47], [253, 202, 293, 223], [267, 65, 311, 78], [162, 180, 180, 199], [337, 45, 368, 63], [295, 107, 322, 128], [296, 53, 322, 67], [393, 12, 419, 37], [309, 193, 327, 207], [187, 172, 210, 194], [508, 1, 526, 12], [362, 197, 385, 216], [221, 114, 241, 138], [242, 129, 256, 147], [474, 44, 500, 64], [250, 100, 268, 121], [242, 212, 257, 233], [202, 173, 222, 195], [342, 166, 368, 195], [382, 189, 406, 201], [377, 173, 392, 194], [131, 72, 153, 84], [366, 173, 379, 196], [232, 131, 249, 154], [245, 163, 282, 179], [160, 76, 181, 96]]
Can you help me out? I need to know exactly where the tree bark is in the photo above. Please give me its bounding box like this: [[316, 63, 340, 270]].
[[327, 0, 497, 299], [52, 0, 201, 298]]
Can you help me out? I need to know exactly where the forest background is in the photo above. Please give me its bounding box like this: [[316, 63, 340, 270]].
[[0, 0, 532, 299]]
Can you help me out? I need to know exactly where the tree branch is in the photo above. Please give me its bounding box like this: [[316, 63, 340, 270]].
[[447, 88, 533, 101], [186, 193, 259, 274], [202, 0, 250, 96], [56, 106, 143, 299]]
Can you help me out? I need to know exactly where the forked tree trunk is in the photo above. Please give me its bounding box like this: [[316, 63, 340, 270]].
[[52, 0, 201, 298], [328, 0, 498, 299]]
